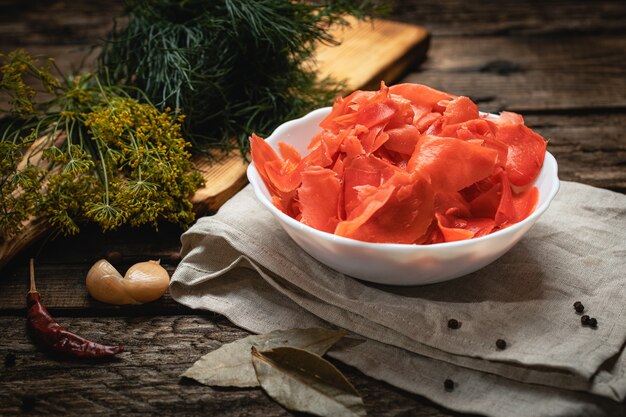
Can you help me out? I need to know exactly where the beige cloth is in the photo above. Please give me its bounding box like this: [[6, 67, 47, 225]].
[[170, 181, 626, 417]]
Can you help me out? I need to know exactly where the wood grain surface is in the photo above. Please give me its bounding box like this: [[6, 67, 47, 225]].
[[1, 1, 625, 416], [0, 315, 460, 417]]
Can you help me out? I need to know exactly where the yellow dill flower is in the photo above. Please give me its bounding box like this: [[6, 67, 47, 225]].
[[1, 51, 204, 238]]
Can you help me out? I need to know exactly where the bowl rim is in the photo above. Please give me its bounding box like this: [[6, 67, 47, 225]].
[[247, 107, 560, 252]]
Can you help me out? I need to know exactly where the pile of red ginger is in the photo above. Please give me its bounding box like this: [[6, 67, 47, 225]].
[[250, 82, 547, 244]]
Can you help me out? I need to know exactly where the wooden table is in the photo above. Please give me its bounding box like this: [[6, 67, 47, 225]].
[[1, 1, 625, 415]]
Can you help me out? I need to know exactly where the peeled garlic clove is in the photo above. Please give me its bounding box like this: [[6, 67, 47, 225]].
[[86, 259, 170, 305], [121, 260, 170, 303], [86, 259, 137, 305]]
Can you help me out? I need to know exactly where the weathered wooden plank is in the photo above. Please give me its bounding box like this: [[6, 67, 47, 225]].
[[5, 3, 625, 113], [527, 114, 626, 193], [0, 266, 184, 314], [3, 0, 626, 42], [0, 1, 123, 46], [0, 1, 122, 77], [0, 315, 453, 417], [393, 0, 626, 36], [0, 223, 185, 313], [3, 0, 625, 116], [408, 36, 626, 113], [0, 222, 183, 267]]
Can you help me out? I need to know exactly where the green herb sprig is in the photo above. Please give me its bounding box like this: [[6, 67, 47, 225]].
[[99, 0, 387, 153], [0, 50, 204, 238]]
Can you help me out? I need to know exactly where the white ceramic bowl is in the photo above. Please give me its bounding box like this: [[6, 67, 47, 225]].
[[247, 107, 560, 286]]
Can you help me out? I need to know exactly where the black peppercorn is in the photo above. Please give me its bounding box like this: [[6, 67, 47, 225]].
[[574, 301, 584, 313], [496, 339, 507, 350], [444, 378, 454, 391], [4, 352, 16, 368], [447, 319, 460, 329], [581, 315, 590, 325], [589, 318, 598, 328]]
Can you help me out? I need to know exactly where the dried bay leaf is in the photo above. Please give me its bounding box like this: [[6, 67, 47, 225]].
[[181, 327, 346, 387], [252, 346, 366, 417]]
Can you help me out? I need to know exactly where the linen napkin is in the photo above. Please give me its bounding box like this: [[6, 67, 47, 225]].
[[170, 181, 626, 417]]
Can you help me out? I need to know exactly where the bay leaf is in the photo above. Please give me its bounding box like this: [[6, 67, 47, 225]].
[[252, 346, 366, 417], [181, 327, 346, 387]]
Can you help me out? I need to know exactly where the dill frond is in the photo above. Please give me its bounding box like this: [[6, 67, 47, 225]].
[[0, 50, 204, 238], [98, 0, 387, 154]]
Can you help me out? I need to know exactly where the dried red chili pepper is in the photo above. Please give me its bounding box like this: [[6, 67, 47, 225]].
[[27, 259, 124, 358]]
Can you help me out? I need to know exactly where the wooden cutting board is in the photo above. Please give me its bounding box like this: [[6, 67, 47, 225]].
[[190, 18, 430, 212], [0, 18, 428, 270]]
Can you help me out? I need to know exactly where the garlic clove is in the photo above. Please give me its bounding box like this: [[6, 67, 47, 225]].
[[86, 259, 170, 305], [121, 260, 170, 303], [86, 259, 137, 305]]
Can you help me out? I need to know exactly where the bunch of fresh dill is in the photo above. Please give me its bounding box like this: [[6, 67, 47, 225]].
[[0, 50, 204, 238], [99, 0, 387, 153]]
